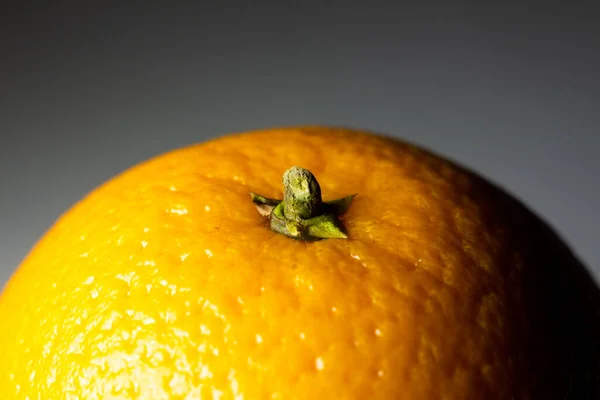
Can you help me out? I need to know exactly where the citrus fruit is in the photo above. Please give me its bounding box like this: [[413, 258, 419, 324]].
[[1, 126, 598, 399]]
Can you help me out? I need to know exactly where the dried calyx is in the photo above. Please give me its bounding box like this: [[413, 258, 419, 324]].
[[250, 166, 356, 241]]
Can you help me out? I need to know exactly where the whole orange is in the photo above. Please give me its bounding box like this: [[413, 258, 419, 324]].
[[1, 127, 599, 399]]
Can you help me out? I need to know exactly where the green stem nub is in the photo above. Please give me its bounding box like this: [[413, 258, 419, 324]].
[[250, 166, 356, 241]]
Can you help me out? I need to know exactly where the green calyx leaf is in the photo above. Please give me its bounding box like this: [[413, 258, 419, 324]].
[[323, 194, 357, 215], [305, 214, 348, 239], [249, 193, 280, 216]]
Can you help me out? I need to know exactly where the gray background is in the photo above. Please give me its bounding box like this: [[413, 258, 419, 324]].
[[1, 1, 599, 287]]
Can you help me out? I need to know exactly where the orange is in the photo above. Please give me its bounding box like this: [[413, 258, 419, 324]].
[[1, 126, 599, 399]]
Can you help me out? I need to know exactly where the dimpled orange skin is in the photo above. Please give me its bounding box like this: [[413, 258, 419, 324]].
[[0, 127, 598, 399]]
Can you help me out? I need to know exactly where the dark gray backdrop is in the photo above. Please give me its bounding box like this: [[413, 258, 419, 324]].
[[1, 1, 599, 286]]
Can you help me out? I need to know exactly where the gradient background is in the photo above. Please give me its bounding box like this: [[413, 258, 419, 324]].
[[1, 1, 599, 287]]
